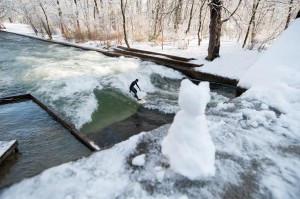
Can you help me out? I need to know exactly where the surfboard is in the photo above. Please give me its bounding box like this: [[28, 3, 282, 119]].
[[137, 98, 146, 104]]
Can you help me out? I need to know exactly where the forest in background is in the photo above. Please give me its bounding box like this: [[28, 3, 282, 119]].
[[0, 0, 299, 58]]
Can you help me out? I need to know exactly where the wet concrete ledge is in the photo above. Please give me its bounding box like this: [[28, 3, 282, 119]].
[[0, 94, 99, 152], [0, 141, 19, 166]]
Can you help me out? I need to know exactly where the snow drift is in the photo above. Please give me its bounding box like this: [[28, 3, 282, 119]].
[[238, 19, 300, 123]]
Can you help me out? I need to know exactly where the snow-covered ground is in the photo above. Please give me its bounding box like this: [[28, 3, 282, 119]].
[[1, 20, 300, 198]]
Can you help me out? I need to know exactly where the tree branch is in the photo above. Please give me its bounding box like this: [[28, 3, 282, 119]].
[[222, 0, 242, 23]]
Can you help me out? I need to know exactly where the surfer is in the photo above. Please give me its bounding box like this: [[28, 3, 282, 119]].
[[129, 79, 141, 100]]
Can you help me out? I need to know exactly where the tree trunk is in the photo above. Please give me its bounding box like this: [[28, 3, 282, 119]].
[[296, 9, 300, 19], [185, 0, 194, 34], [93, 0, 100, 19], [56, 0, 65, 35], [174, 0, 183, 33], [153, 0, 161, 36], [74, 0, 81, 32], [28, 16, 38, 35], [197, 0, 207, 46], [22, 4, 38, 35], [206, 0, 222, 61], [136, 0, 142, 15], [120, 0, 130, 48], [249, 19, 256, 49], [39, 3, 52, 39], [161, 3, 164, 50], [242, 0, 261, 48], [285, 0, 293, 29]]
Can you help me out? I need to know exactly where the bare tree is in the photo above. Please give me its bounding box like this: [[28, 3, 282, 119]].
[[93, 0, 100, 19], [56, 0, 65, 35], [174, 0, 183, 33], [185, 0, 195, 34], [242, 0, 261, 48], [197, 0, 208, 46], [73, 0, 81, 33], [120, 0, 130, 48], [285, 0, 293, 29], [206, 0, 222, 61], [206, 0, 242, 61], [153, 0, 162, 37], [0, 0, 9, 28], [39, 1, 52, 39]]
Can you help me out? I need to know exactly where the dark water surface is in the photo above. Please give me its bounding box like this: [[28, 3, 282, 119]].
[[0, 101, 91, 189]]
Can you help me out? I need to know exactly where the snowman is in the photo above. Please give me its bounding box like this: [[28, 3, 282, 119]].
[[161, 79, 215, 180]]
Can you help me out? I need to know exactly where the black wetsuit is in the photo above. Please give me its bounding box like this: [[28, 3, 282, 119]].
[[129, 80, 141, 100]]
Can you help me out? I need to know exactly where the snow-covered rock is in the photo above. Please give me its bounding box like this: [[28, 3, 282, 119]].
[[161, 79, 215, 180], [132, 154, 146, 166]]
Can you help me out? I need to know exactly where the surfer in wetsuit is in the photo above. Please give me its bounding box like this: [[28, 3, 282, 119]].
[[130, 79, 141, 100]]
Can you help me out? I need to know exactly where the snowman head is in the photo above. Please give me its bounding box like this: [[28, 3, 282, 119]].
[[178, 79, 210, 116]]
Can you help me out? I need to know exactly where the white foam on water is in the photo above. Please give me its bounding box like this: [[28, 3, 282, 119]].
[[12, 45, 185, 128], [97, 61, 184, 114], [3, 41, 231, 128]]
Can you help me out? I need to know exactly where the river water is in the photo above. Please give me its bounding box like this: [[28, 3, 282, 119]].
[[0, 32, 184, 129], [0, 100, 91, 188], [0, 31, 236, 144]]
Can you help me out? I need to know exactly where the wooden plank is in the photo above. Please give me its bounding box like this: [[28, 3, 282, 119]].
[[0, 140, 19, 165], [153, 60, 239, 86], [113, 48, 203, 68], [117, 46, 196, 61]]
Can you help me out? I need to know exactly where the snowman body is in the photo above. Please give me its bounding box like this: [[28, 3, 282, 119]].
[[161, 79, 215, 180]]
